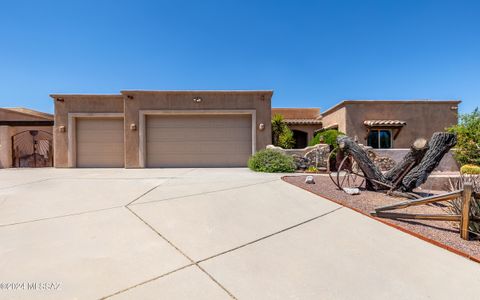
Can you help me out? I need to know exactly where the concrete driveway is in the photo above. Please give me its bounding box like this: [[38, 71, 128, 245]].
[[1, 168, 479, 299]]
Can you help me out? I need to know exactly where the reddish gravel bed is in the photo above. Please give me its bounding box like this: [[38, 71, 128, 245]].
[[284, 175, 480, 262]]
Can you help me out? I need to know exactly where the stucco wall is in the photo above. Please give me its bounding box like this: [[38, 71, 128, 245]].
[[271, 108, 320, 119], [321, 106, 346, 133], [122, 91, 272, 168], [343, 101, 459, 148], [52, 91, 272, 168], [52, 95, 124, 167]]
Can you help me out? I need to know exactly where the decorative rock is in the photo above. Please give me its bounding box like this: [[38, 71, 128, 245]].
[[305, 176, 315, 184], [342, 187, 360, 195]]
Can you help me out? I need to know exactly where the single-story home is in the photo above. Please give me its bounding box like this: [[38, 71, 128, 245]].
[[0, 108, 54, 168], [51, 91, 272, 168], [275, 100, 460, 149], [0, 93, 461, 169]]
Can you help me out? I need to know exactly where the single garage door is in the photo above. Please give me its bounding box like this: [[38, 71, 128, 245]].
[[76, 118, 124, 167], [146, 114, 252, 167]]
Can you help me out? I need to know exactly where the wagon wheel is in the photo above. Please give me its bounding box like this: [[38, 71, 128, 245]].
[[335, 155, 365, 190]]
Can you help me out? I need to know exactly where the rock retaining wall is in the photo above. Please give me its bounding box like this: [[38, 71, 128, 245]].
[[267, 144, 330, 170]]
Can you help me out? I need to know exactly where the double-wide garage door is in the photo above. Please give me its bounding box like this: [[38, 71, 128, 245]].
[[76, 118, 124, 168], [146, 114, 252, 167]]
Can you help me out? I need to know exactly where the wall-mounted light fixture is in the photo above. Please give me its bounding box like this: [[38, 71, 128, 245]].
[[127, 95, 134, 100], [130, 124, 137, 131], [56, 98, 64, 102], [193, 97, 202, 103], [258, 123, 265, 131], [451, 106, 458, 110], [58, 126, 66, 132]]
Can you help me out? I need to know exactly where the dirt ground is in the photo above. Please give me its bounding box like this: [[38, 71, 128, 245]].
[[283, 175, 480, 262]]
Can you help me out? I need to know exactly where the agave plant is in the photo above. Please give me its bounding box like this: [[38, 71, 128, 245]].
[[446, 174, 480, 238]]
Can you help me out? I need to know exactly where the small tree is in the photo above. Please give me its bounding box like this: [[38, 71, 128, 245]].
[[447, 108, 480, 166], [271, 114, 295, 149]]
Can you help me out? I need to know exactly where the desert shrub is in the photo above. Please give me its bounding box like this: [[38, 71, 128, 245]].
[[271, 114, 295, 149], [447, 174, 480, 238], [248, 149, 296, 173], [278, 126, 295, 149], [447, 108, 480, 166], [308, 129, 345, 147], [461, 165, 480, 174]]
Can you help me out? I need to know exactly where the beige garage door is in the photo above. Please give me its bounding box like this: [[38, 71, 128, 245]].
[[76, 118, 124, 167], [146, 114, 252, 167]]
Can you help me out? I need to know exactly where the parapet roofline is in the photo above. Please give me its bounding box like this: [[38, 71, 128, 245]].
[[322, 99, 462, 116], [120, 90, 273, 95], [50, 90, 274, 99]]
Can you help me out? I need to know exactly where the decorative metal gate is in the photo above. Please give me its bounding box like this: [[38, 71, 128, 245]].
[[11, 130, 53, 168]]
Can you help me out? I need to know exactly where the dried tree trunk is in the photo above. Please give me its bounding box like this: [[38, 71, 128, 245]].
[[384, 138, 429, 185], [337, 136, 388, 190], [399, 132, 457, 192]]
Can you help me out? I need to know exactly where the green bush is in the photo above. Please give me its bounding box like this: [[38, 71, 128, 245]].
[[447, 108, 480, 165], [271, 114, 295, 149], [308, 129, 345, 147], [461, 164, 480, 174], [248, 149, 296, 173], [278, 126, 295, 149]]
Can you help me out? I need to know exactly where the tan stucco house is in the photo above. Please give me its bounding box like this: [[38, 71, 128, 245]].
[[51, 90, 272, 168], [0, 108, 54, 168], [321, 100, 460, 148], [274, 100, 459, 150]]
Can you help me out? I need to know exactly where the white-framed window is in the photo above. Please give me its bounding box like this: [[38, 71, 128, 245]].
[[367, 129, 392, 149]]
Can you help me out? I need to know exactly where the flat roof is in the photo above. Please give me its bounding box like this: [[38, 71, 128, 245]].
[[49, 94, 122, 99], [120, 90, 273, 95], [1, 107, 53, 120], [322, 99, 462, 116], [50, 90, 274, 99]]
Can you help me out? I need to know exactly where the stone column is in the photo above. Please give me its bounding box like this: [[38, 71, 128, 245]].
[[0, 126, 12, 168]]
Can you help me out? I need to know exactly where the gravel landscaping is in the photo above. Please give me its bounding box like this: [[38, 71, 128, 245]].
[[283, 175, 480, 262]]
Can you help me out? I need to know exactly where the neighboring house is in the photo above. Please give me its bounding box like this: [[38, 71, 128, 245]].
[[51, 90, 272, 168], [271, 108, 322, 148], [321, 100, 460, 148], [0, 108, 54, 168]]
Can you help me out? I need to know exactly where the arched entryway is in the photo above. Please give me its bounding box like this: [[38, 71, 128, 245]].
[[12, 130, 53, 167], [292, 130, 308, 149]]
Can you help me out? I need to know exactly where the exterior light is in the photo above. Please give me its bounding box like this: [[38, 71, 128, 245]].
[[130, 124, 137, 131], [58, 126, 66, 132], [193, 97, 202, 103], [258, 123, 265, 131]]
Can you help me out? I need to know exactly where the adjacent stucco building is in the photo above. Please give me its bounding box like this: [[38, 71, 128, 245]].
[[51, 90, 272, 168], [321, 100, 460, 148], [0, 108, 54, 168]]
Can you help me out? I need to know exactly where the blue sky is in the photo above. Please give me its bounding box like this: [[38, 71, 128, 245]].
[[0, 0, 478, 114]]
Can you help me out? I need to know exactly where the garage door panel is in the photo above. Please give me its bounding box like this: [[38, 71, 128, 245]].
[[146, 114, 252, 168], [76, 118, 124, 168], [147, 116, 251, 128], [149, 154, 250, 168], [147, 142, 252, 154], [147, 128, 251, 142]]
